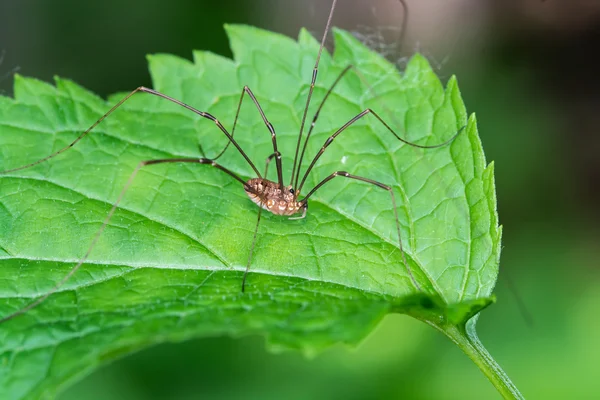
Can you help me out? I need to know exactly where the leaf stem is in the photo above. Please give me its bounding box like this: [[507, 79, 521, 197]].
[[439, 317, 525, 400]]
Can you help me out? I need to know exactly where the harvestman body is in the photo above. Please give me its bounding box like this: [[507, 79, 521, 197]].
[[0, 0, 463, 323]]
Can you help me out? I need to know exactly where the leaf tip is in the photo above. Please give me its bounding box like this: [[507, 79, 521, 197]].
[[406, 53, 431, 72], [446, 75, 461, 102], [297, 27, 312, 43]]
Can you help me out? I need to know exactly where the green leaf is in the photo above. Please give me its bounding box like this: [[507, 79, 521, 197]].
[[0, 25, 510, 398]]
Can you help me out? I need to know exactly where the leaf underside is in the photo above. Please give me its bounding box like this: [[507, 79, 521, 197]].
[[0, 25, 499, 398]]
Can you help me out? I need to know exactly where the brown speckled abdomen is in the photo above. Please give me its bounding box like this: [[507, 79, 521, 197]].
[[245, 178, 303, 216]]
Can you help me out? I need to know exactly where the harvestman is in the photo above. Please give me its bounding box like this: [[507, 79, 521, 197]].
[[0, 0, 463, 323]]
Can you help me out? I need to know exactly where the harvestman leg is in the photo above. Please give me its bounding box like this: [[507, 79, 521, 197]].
[[241, 151, 313, 292], [202, 65, 376, 187], [242, 203, 264, 293], [300, 171, 420, 289], [295, 109, 463, 291], [0, 157, 249, 323], [240, 152, 275, 292], [297, 108, 464, 192], [293, 0, 412, 188], [240, 151, 285, 292], [290, 0, 409, 186], [294, 64, 383, 189], [211, 86, 286, 188], [289, 0, 338, 187], [212, 66, 364, 188], [294, 64, 354, 188], [0, 87, 262, 178]]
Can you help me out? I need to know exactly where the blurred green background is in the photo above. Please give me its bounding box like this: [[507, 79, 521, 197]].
[[1, 0, 599, 398]]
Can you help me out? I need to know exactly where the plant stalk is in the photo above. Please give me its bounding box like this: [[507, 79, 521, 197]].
[[439, 317, 525, 399]]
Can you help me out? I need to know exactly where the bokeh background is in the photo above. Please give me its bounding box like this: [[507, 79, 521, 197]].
[[1, 0, 599, 398]]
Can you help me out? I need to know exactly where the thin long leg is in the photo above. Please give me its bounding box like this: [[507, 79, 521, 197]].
[[298, 108, 464, 193], [503, 268, 534, 327], [240, 150, 312, 292], [209, 86, 285, 188], [238, 151, 281, 292], [294, 64, 353, 189], [290, 0, 408, 187], [241, 205, 263, 293], [301, 171, 421, 290], [292, 64, 383, 189], [0, 157, 247, 324], [263, 151, 279, 179], [0, 86, 262, 178], [290, 0, 338, 187], [239, 150, 281, 292], [294, 1, 409, 188], [292, 61, 407, 189], [396, 0, 409, 54]]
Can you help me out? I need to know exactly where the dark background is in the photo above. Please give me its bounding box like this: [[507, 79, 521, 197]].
[[1, 0, 598, 398]]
